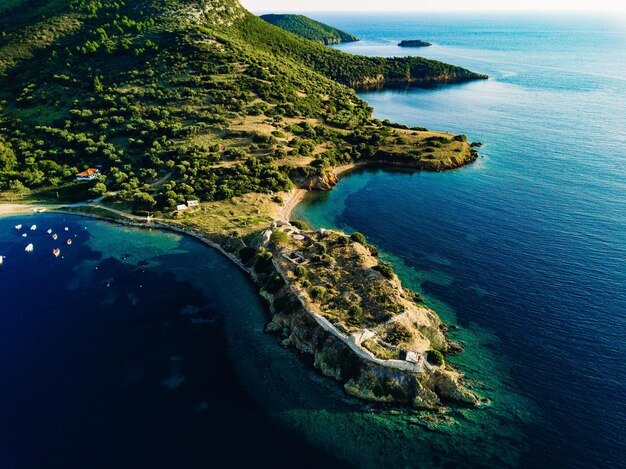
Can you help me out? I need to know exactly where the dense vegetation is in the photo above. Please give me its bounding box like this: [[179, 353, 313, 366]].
[[235, 13, 487, 88], [0, 0, 485, 214], [260, 14, 359, 45]]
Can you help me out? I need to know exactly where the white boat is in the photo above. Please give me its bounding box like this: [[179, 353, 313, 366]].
[[67, 239, 72, 245], [0, 256, 4, 266], [22, 233, 27, 238], [30, 225, 37, 231], [47, 229, 52, 234], [15, 224, 22, 230], [53, 248, 61, 258], [25, 244, 34, 253], [64, 227, 69, 231], [52, 234, 58, 240]]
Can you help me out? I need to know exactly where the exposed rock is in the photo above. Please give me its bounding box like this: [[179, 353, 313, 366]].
[[291, 169, 338, 191]]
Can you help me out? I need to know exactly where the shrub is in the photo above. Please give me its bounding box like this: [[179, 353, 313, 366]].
[[384, 323, 412, 345], [348, 304, 362, 317], [427, 349, 445, 366], [453, 134, 467, 142], [272, 130, 286, 138], [254, 250, 274, 274], [335, 235, 349, 246], [238, 246, 257, 264], [273, 196, 284, 204], [290, 219, 310, 230], [294, 265, 307, 279], [270, 230, 289, 246], [265, 273, 285, 294], [367, 244, 379, 257], [310, 286, 326, 300], [313, 242, 327, 254], [350, 231, 366, 245], [374, 262, 394, 280]]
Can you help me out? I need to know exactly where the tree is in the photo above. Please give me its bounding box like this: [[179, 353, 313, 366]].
[[294, 265, 307, 278], [374, 262, 394, 280], [0, 139, 16, 171], [89, 182, 107, 196], [350, 231, 366, 245], [270, 230, 289, 246], [93, 75, 104, 93], [427, 349, 445, 367]]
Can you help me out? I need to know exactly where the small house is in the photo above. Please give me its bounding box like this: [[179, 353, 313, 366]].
[[76, 168, 100, 181], [187, 200, 199, 207], [176, 204, 188, 212]]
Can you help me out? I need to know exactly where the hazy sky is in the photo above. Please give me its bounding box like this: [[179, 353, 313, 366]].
[[241, 0, 626, 13]]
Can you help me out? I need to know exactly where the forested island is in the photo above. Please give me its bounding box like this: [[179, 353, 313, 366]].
[[398, 40, 432, 47], [261, 14, 359, 45], [0, 0, 486, 408]]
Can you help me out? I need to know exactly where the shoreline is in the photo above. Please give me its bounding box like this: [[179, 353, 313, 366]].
[[0, 204, 54, 217], [278, 188, 308, 222], [0, 155, 482, 408]]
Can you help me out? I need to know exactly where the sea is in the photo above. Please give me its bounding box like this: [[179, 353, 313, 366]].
[[2, 12, 626, 469]]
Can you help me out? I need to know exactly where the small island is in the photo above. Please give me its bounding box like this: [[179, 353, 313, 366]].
[[398, 40, 432, 48]]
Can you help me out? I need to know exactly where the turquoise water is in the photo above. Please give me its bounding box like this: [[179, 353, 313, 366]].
[[293, 12, 626, 468], [0, 214, 527, 468]]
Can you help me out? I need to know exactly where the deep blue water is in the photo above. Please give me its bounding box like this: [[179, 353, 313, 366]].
[[293, 12, 626, 469], [0, 215, 345, 469]]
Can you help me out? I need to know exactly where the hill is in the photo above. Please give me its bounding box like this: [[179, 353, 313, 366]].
[[260, 14, 359, 45], [0, 0, 485, 214], [0, 0, 483, 409]]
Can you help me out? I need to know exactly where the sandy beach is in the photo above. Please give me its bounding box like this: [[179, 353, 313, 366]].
[[0, 204, 48, 217], [278, 188, 308, 221]]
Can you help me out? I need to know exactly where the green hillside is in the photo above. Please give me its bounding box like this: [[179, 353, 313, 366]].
[[260, 14, 359, 45], [0, 0, 485, 215]]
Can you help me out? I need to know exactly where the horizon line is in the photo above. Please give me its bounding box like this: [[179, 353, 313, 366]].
[[249, 9, 626, 14]]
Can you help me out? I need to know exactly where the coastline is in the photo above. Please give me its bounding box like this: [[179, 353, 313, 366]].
[[278, 188, 308, 222], [0, 204, 52, 217], [0, 152, 481, 409]]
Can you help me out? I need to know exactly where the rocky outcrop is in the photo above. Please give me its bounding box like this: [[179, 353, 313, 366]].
[[266, 287, 479, 408], [290, 169, 338, 191]]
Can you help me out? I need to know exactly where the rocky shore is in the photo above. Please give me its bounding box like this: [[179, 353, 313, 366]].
[[0, 145, 483, 409]]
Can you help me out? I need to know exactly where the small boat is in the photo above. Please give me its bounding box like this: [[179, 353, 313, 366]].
[[0, 256, 4, 266], [66, 239, 72, 245], [30, 225, 37, 231], [25, 244, 34, 253], [15, 224, 22, 230], [64, 227, 69, 231], [53, 248, 61, 258], [22, 233, 27, 238], [47, 229, 52, 235], [52, 234, 58, 240]]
